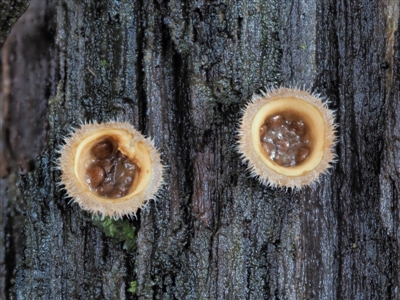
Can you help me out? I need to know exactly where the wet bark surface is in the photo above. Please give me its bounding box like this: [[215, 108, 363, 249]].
[[0, 0, 29, 48], [1, 0, 400, 299]]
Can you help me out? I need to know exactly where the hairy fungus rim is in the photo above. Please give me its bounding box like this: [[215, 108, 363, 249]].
[[58, 121, 164, 218], [238, 87, 336, 188]]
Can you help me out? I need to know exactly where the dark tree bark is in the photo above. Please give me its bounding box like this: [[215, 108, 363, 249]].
[[1, 0, 400, 299], [0, 0, 29, 48]]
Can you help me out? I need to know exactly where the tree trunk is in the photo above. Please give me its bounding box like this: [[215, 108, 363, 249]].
[[0, 0, 29, 48], [1, 0, 400, 299]]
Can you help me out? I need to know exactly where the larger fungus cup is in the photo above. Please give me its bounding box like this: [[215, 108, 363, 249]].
[[58, 122, 164, 218], [238, 87, 336, 188]]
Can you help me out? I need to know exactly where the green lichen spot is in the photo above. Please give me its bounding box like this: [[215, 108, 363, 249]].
[[128, 281, 137, 294], [92, 216, 137, 251], [100, 59, 108, 68]]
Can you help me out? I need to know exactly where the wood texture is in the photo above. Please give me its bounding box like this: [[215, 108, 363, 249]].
[[0, 0, 29, 47], [1, 0, 400, 299]]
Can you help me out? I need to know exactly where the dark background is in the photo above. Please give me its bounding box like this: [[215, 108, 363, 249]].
[[1, 0, 400, 299]]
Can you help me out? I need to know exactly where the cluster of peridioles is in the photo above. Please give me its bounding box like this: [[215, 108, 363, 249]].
[[57, 87, 336, 218]]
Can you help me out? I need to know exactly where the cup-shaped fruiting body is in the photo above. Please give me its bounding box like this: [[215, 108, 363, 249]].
[[238, 87, 336, 188], [58, 121, 164, 218]]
